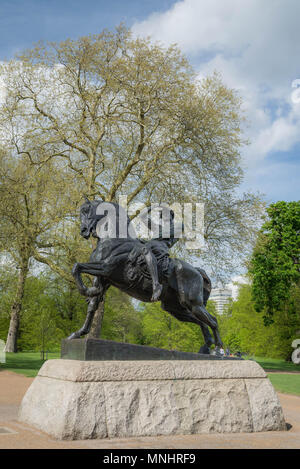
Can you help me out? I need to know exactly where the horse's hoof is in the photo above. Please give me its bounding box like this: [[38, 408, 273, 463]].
[[67, 332, 79, 340], [199, 345, 210, 355], [151, 284, 163, 302]]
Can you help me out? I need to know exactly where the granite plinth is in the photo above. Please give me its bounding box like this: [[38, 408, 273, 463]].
[[61, 338, 241, 361], [18, 359, 286, 440]]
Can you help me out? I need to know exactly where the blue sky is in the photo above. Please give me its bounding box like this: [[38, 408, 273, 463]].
[[0, 0, 299, 204], [0, 0, 175, 58]]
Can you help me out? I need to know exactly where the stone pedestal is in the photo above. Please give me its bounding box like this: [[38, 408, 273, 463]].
[[19, 359, 286, 440]]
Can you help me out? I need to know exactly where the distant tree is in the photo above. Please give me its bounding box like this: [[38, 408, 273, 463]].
[[250, 201, 300, 324], [0, 273, 64, 351], [0, 149, 72, 351], [219, 284, 272, 356], [0, 267, 17, 342], [220, 282, 300, 359]]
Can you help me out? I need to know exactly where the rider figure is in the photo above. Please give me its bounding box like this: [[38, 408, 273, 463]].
[[138, 208, 181, 302], [139, 208, 210, 306]]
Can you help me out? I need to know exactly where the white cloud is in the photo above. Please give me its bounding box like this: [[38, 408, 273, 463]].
[[132, 0, 300, 88], [250, 117, 299, 156], [133, 0, 257, 55], [132, 0, 300, 179]]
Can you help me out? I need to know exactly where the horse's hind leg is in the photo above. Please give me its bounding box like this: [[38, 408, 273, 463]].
[[199, 323, 214, 354], [161, 299, 214, 354], [191, 300, 223, 348], [173, 261, 214, 353], [186, 273, 223, 348], [199, 279, 214, 353]]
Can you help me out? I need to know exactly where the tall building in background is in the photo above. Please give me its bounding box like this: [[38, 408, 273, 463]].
[[210, 287, 232, 314]]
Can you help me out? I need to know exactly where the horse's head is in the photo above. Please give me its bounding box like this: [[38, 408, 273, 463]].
[[79, 197, 133, 240], [79, 197, 102, 239]]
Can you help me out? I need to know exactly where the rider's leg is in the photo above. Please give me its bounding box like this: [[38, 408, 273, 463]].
[[141, 246, 163, 302], [174, 259, 187, 307]]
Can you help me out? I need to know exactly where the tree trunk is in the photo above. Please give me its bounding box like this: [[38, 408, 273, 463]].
[[87, 300, 105, 339], [4, 263, 28, 353]]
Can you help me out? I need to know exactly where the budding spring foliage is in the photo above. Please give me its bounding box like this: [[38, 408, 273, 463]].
[[0, 25, 263, 281]]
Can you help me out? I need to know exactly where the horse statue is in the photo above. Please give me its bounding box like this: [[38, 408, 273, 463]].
[[68, 198, 223, 354]]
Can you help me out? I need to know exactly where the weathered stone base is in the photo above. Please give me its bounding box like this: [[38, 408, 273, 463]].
[[18, 359, 286, 440]]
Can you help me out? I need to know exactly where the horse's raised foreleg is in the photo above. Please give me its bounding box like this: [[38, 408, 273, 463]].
[[67, 276, 108, 339], [72, 262, 106, 297]]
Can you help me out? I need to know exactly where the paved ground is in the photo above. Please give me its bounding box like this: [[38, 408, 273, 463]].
[[0, 370, 299, 449]]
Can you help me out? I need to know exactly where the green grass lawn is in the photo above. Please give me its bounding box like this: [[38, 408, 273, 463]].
[[268, 373, 300, 396], [0, 351, 60, 377], [252, 356, 300, 373]]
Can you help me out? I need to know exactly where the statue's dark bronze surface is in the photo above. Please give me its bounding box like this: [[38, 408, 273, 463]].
[[61, 339, 241, 361], [69, 199, 223, 354]]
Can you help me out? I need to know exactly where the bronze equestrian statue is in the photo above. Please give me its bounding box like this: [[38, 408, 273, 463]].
[[69, 198, 223, 354]]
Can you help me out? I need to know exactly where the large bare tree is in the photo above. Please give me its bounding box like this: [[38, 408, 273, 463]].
[[0, 26, 262, 338]]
